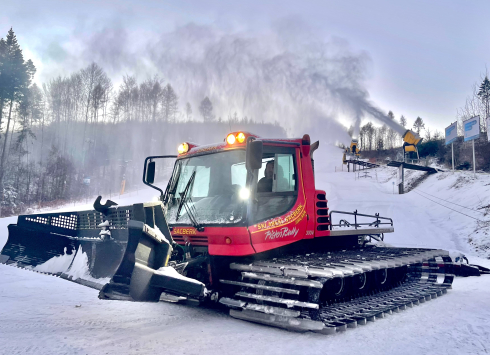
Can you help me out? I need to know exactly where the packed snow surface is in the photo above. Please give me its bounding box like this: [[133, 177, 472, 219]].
[[1, 147, 490, 355]]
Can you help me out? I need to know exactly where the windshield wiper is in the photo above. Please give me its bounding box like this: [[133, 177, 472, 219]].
[[183, 197, 203, 231], [164, 163, 182, 205], [175, 170, 203, 230], [176, 170, 196, 221]]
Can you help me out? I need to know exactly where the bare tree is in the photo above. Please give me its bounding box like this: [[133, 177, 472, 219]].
[[425, 127, 432, 141], [80, 63, 105, 154], [185, 102, 192, 122], [161, 84, 178, 122], [387, 111, 398, 148], [199, 96, 214, 122], [399, 115, 407, 128]]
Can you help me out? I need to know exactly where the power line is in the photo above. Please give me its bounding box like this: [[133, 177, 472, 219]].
[[412, 191, 484, 222], [414, 188, 485, 214]]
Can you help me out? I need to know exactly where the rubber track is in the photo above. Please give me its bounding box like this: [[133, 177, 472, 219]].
[[219, 246, 454, 333]]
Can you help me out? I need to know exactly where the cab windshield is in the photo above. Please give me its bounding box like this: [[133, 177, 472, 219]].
[[166, 150, 248, 225]]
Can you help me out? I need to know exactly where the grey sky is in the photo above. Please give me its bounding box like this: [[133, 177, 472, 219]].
[[2, 0, 489, 132]]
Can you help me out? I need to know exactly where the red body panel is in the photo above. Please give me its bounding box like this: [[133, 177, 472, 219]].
[[170, 135, 332, 257], [171, 226, 255, 256], [249, 193, 308, 253]]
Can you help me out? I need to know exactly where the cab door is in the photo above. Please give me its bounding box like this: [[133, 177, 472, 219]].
[[248, 146, 308, 253]]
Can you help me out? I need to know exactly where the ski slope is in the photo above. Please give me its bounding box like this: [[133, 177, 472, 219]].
[[1, 146, 489, 355]]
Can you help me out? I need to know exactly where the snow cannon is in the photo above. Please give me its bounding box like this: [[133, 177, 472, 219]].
[[402, 130, 423, 155], [350, 139, 360, 157], [344, 139, 360, 159]]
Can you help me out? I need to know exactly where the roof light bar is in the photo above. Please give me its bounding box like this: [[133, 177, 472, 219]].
[[226, 132, 249, 145]]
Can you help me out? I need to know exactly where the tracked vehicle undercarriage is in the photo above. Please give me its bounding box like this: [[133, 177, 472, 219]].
[[219, 247, 454, 332]]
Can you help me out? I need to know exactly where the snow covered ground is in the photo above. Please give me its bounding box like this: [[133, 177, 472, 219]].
[[1, 146, 490, 355]]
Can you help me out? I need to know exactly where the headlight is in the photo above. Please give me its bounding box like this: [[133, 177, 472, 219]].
[[239, 187, 250, 200]]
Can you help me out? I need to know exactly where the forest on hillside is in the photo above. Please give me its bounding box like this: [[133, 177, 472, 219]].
[[1, 27, 489, 216], [0, 29, 285, 216]]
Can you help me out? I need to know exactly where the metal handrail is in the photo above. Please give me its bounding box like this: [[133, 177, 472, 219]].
[[329, 210, 393, 230]]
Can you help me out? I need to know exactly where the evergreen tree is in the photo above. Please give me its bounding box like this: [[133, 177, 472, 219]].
[[0, 28, 36, 196], [477, 76, 490, 120], [0, 36, 7, 133], [199, 96, 214, 122], [412, 116, 425, 134]]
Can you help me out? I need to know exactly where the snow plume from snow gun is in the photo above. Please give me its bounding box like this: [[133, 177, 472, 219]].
[[362, 103, 406, 136], [143, 21, 381, 143], [39, 19, 405, 144]]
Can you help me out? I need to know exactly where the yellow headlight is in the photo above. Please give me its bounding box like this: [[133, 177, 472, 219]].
[[226, 133, 236, 145], [178, 142, 189, 154], [236, 132, 246, 143]]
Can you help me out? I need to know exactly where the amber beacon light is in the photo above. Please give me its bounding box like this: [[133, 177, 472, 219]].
[[178, 142, 189, 154], [226, 133, 236, 145], [226, 132, 248, 145]]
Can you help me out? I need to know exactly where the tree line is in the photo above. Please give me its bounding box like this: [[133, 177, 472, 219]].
[[354, 111, 428, 152], [359, 75, 489, 171], [0, 28, 285, 216]]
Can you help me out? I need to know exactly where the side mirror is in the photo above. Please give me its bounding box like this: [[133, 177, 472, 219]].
[[246, 140, 263, 171], [146, 161, 156, 184]]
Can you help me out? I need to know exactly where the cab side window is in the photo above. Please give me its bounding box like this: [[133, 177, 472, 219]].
[[254, 148, 298, 223], [274, 154, 295, 192]]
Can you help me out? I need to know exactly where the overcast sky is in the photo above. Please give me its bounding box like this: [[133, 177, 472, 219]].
[[2, 0, 489, 132]]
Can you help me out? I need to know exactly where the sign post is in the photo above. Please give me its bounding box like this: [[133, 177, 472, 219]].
[[472, 140, 476, 174], [445, 122, 457, 171], [397, 165, 404, 194], [463, 116, 480, 174]]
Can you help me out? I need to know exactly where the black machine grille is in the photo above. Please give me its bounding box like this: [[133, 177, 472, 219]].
[[20, 207, 134, 232]]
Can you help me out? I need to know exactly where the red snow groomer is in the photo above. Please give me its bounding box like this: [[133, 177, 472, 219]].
[[2, 132, 483, 334]]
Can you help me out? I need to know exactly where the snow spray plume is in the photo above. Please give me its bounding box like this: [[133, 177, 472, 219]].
[[144, 21, 384, 144], [42, 19, 405, 144]]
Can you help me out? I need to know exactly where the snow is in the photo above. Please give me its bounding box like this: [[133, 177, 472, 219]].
[[27, 244, 110, 286], [32, 247, 74, 274], [1, 147, 490, 355], [157, 266, 204, 286], [66, 245, 110, 285]]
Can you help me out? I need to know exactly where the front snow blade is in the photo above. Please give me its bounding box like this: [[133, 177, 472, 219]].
[[0, 201, 172, 290], [99, 220, 205, 302]]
